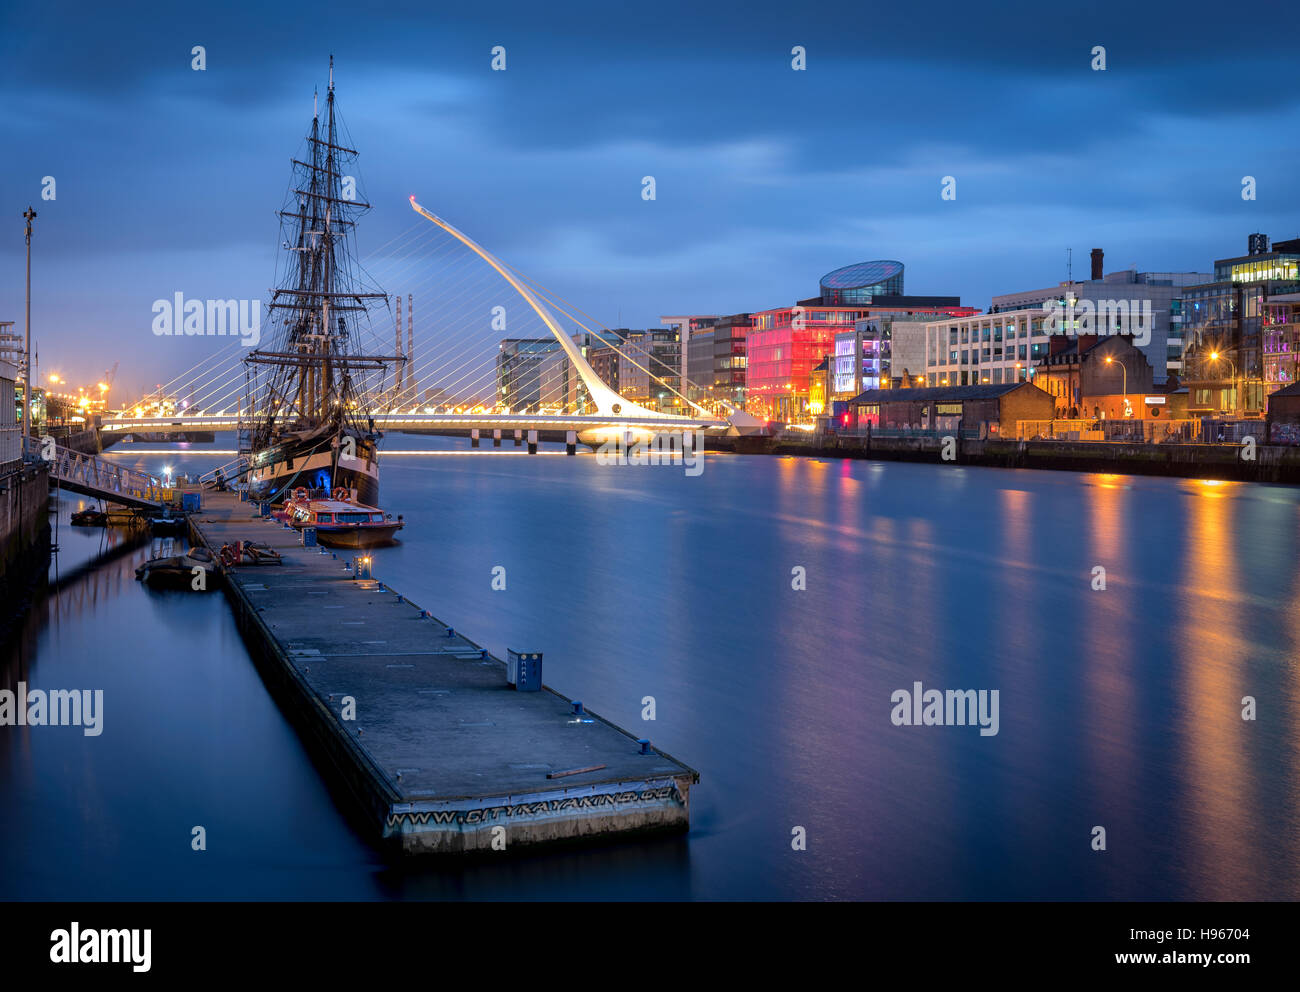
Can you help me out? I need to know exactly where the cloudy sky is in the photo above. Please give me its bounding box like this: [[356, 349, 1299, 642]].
[[2, 0, 1299, 398]]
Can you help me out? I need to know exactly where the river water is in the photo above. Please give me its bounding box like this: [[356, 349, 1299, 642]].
[[3, 436, 1299, 900]]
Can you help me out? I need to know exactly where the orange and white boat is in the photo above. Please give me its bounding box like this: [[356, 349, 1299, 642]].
[[276, 487, 404, 548]]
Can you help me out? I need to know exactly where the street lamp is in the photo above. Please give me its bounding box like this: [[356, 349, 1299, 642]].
[[1104, 355, 1129, 416], [1209, 351, 1238, 417], [23, 206, 36, 438]]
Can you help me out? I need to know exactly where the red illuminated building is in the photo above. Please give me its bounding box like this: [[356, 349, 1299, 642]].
[[746, 261, 976, 421]]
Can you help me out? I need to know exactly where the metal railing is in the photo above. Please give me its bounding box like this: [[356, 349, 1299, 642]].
[[24, 434, 165, 505], [196, 454, 249, 489], [1016, 419, 1203, 443]]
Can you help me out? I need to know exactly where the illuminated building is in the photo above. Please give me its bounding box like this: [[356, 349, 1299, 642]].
[[686, 328, 716, 405], [809, 356, 829, 416], [925, 309, 1048, 389], [711, 314, 750, 412], [617, 329, 683, 414], [819, 260, 904, 305], [1262, 294, 1300, 392], [847, 381, 1055, 436], [1182, 234, 1300, 417], [973, 248, 1211, 384], [496, 338, 566, 412], [746, 262, 974, 422], [1033, 334, 1157, 420]]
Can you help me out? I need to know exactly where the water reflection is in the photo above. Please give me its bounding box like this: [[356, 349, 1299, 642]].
[[2, 442, 1298, 899]]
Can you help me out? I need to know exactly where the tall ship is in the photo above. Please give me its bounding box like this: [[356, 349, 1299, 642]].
[[243, 58, 398, 508]]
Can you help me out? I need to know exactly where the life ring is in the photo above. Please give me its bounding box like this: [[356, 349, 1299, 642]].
[[219, 544, 237, 567], [293, 486, 308, 502], [333, 487, 350, 502]]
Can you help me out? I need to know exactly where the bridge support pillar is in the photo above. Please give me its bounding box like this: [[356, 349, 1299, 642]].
[[471, 428, 480, 449], [565, 430, 576, 456], [492, 429, 501, 448], [527, 429, 538, 455], [514, 429, 522, 447]]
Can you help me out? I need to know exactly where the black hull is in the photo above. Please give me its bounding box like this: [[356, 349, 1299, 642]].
[[248, 438, 380, 506]]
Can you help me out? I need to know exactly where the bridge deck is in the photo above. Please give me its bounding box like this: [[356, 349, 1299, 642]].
[[189, 491, 697, 855]]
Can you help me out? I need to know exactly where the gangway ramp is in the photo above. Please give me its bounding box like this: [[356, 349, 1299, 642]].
[[25, 435, 165, 510]]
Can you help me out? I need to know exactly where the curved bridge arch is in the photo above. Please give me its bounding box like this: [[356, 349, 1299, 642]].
[[409, 196, 697, 422]]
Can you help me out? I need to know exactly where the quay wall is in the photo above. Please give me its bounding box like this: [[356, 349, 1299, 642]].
[[716, 434, 1300, 483], [0, 462, 51, 642]]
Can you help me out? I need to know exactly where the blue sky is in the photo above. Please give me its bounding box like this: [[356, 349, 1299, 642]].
[[3, 0, 1299, 398]]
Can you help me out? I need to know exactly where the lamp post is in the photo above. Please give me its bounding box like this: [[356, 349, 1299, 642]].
[[23, 206, 36, 438], [1105, 355, 1128, 417], [1209, 351, 1238, 418]]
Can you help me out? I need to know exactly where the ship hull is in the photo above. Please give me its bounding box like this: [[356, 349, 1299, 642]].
[[247, 439, 380, 506], [293, 521, 403, 548]]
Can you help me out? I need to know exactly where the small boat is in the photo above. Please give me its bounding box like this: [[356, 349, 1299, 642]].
[[150, 515, 187, 536], [71, 507, 108, 527], [277, 486, 403, 548], [135, 546, 220, 590]]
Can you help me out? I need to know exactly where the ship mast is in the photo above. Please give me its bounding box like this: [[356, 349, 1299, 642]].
[[245, 56, 398, 450]]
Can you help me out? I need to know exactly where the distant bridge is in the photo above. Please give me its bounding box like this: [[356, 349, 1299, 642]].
[[98, 411, 724, 442]]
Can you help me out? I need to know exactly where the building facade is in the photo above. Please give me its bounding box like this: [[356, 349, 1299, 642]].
[[983, 249, 1210, 383], [617, 328, 684, 413], [710, 313, 750, 412], [1033, 334, 1156, 420], [686, 329, 716, 405], [848, 382, 1055, 436], [1262, 294, 1300, 394], [496, 338, 567, 412], [1181, 235, 1300, 417], [924, 309, 1049, 389], [746, 261, 974, 421], [1, 359, 20, 474]]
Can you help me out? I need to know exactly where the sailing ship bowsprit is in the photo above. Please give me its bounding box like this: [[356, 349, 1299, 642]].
[[244, 58, 400, 507]]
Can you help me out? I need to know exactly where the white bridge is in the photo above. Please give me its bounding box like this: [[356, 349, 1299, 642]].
[[101, 411, 723, 441]]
